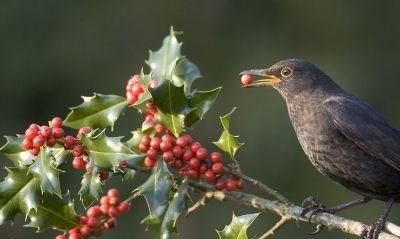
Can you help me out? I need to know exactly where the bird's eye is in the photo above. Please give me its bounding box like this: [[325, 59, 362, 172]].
[[281, 67, 293, 77]]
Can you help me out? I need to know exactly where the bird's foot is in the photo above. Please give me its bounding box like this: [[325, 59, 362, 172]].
[[301, 196, 335, 222], [362, 218, 385, 239]]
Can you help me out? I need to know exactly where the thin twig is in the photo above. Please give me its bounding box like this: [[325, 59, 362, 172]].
[[226, 168, 291, 204], [259, 215, 292, 239], [186, 195, 208, 217]]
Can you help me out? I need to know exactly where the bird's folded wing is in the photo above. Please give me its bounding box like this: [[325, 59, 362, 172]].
[[323, 96, 400, 172]]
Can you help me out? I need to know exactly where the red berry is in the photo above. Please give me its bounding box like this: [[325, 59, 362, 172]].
[[30, 147, 40, 156], [138, 143, 148, 153], [100, 196, 110, 205], [107, 188, 120, 198], [104, 218, 117, 229], [154, 123, 165, 133], [144, 157, 155, 168], [99, 172, 109, 181], [64, 136, 76, 149], [68, 232, 81, 239], [241, 74, 253, 85], [150, 137, 161, 150], [226, 179, 237, 191], [210, 152, 222, 163], [72, 157, 85, 170], [22, 137, 33, 150], [87, 216, 98, 227], [51, 117, 63, 128], [46, 136, 56, 147], [189, 158, 200, 170], [215, 178, 226, 190], [183, 150, 194, 161], [172, 146, 183, 158], [141, 136, 151, 146], [236, 180, 246, 190], [172, 159, 183, 169], [212, 162, 225, 174], [87, 206, 102, 218], [109, 196, 119, 206], [162, 151, 174, 162], [79, 127, 91, 135], [72, 145, 84, 157], [131, 82, 144, 95], [161, 134, 176, 145], [160, 141, 172, 152], [80, 215, 88, 225], [100, 203, 110, 214], [203, 170, 216, 183], [199, 164, 208, 175], [55, 234, 67, 239], [190, 142, 202, 153], [52, 127, 65, 139], [119, 160, 127, 168], [29, 123, 40, 130], [108, 206, 119, 218], [40, 126, 52, 138], [25, 127, 38, 140], [68, 227, 80, 235], [80, 225, 91, 236], [195, 148, 208, 160], [118, 201, 130, 213], [146, 148, 158, 159], [33, 135, 46, 148], [127, 91, 138, 105], [187, 169, 200, 179]]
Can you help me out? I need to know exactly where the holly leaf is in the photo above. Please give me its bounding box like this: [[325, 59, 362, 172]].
[[0, 167, 40, 225], [130, 70, 153, 111], [170, 58, 202, 96], [147, 27, 182, 81], [136, 161, 172, 232], [213, 108, 244, 161], [157, 112, 185, 138], [185, 87, 222, 127], [216, 213, 259, 239], [26, 193, 79, 232], [79, 172, 102, 208], [64, 93, 128, 130], [160, 179, 189, 239], [29, 148, 63, 197], [0, 135, 37, 167], [81, 130, 144, 170]]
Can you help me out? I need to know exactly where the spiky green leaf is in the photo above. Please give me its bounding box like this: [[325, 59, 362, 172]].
[[160, 179, 188, 239], [79, 172, 102, 208], [0, 135, 36, 167], [26, 193, 79, 232], [213, 108, 244, 161], [81, 130, 144, 170], [217, 213, 259, 239], [0, 167, 39, 225], [29, 148, 63, 196], [137, 161, 172, 232], [64, 93, 127, 130], [170, 58, 202, 95]]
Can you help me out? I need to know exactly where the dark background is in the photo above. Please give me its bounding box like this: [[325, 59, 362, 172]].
[[1, 1, 400, 238]]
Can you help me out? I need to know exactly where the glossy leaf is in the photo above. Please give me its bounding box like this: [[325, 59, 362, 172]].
[[160, 179, 189, 239], [81, 130, 143, 170], [64, 93, 127, 130], [130, 70, 153, 111], [137, 161, 172, 232], [26, 193, 79, 232], [29, 148, 63, 196], [170, 58, 202, 95], [79, 172, 102, 208], [157, 112, 185, 138], [185, 87, 222, 127], [147, 28, 182, 81], [217, 213, 259, 239], [0, 135, 36, 167], [213, 108, 244, 161], [0, 167, 39, 225]]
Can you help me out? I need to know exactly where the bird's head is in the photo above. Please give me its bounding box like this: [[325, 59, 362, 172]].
[[241, 59, 331, 96]]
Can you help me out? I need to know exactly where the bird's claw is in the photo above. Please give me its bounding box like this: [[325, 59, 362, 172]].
[[301, 196, 334, 222], [307, 224, 325, 236], [362, 218, 385, 239]]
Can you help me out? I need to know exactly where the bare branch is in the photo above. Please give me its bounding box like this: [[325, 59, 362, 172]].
[[186, 195, 208, 217], [258, 215, 291, 239]]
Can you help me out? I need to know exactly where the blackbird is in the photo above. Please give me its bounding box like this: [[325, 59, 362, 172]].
[[241, 59, 400, 239]]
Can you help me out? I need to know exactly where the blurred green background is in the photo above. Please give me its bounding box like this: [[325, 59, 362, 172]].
[[1, 1, 400, 238]]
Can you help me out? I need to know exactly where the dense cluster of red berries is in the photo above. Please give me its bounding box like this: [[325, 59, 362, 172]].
[[55, 189, 130, 239], [139, 125, 245, 191], [22, 117, 65, 156], [126, 75, 145, 105]]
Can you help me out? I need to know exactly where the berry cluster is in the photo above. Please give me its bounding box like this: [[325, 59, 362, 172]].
[[55, 189, 130, 239], [138, 125, 245, 191], [125, 75, 144, 105], [23, 117, 65, 156], [63, 127, 91, 171]]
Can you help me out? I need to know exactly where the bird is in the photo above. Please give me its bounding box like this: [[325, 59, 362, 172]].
[[240, 59, 400, 239]]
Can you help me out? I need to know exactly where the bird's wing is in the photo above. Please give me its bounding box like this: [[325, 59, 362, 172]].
[[323, 96, 400, 171]]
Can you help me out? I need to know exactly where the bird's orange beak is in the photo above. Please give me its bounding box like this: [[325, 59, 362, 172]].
[[240, 69, 281, 88]]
